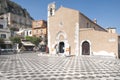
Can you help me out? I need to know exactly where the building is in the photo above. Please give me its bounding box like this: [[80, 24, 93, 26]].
[[0, 12, 32, 29], [0, 18, 11, 49], [32, 20, 47, 51], [118, 35, 120, 58], [16, 28, 32, 37], [48, 3, 119, 58], [32, 20, 47, 37]]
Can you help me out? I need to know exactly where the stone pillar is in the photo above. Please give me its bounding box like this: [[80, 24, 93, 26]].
[[75, 23, 80, 56], [47, 16, 51, 54]]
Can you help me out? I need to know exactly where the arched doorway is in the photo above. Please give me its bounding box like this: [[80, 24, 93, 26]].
[[59, 42, 64, 53], [82, 41, 90, 55]]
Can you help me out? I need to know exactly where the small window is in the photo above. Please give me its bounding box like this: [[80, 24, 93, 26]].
[[1, 34, 6, 38], [41, 29, 43, 32], [0, 24, 3, 29], [59, 22, 63, 27], [40, 30, 43, 35], [93, 26, 96, 29], [27, 31, 28, 36], [87, 23, 89, 28], [50, 8, 53, 16], [29, 31, 31, 34]]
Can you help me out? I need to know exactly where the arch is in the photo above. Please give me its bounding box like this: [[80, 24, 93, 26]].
[[82, 41, 90, 55], [56, 31, 67, 41], [54, 31, 69, 54], [80, 40, 91, 55]]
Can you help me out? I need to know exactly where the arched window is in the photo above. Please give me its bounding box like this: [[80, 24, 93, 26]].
[[50, 8, 53, 16]]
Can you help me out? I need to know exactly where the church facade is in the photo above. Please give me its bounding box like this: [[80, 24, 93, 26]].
[[47, 3, 119, 58]]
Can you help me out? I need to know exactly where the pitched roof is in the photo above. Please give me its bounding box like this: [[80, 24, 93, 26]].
[[55, 6, 107, 32]]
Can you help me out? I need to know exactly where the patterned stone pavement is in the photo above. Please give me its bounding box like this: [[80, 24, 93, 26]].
[[0, 52, 120, 80]]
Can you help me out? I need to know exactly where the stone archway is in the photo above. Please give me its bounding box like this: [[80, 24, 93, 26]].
[[82, 41, 90, 55], [56, 31, 67, 41], [55, 31, 68, 54]]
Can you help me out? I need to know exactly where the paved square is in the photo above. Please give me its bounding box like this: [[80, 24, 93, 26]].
[[0, 52, 120, 80]]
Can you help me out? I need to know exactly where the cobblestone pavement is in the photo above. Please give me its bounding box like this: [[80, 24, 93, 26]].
[[0, 52, 120, 80]]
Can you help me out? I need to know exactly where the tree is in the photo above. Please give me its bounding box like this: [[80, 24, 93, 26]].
[[10, 36, 21, 51], [0, 38, 4, 44], [25, 36, 41, 46], [10, 27, 19, 31], [10, 36, 21, 44], [0, 38, 4, 48]]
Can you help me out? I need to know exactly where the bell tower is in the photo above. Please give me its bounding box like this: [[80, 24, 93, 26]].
[[47, 2, 56, 53], [48, 2, 56, 17]]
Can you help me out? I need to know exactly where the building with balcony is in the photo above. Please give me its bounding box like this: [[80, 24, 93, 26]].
[[32, 20, 47, 51], [0, 18, 11, 49], [32, 20, 47, 38]]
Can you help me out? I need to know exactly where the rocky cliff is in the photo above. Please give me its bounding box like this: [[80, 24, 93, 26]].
[[0, 0, 33, 19]]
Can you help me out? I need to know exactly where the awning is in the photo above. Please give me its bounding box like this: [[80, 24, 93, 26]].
[[4, 40, 12, 44], [16, 30, 24, 35], [22, 41, 35, 46]]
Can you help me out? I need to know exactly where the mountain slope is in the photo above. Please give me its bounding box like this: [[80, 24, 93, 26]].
[[0, 0, 33, 19]]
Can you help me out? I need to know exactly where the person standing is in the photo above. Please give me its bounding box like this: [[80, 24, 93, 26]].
[[55, 44, 59, 55], [46, 45, 49, 53]]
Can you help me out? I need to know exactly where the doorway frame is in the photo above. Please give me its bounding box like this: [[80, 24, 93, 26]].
[[58, 41, 65, 53], [80, 40, 91, 55]]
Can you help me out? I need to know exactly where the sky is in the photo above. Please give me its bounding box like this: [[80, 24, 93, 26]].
[[11, 0, 120, 34]]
